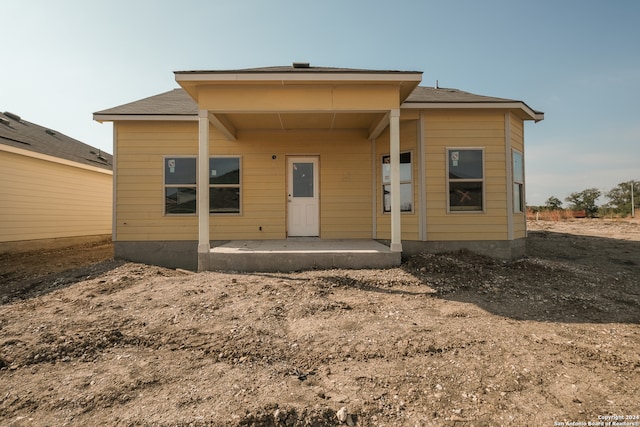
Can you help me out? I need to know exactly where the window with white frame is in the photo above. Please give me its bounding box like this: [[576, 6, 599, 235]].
[[209, 156, 241, 214], [513, 150, 524, 213], [164, 156, 241, 215], [447, 149, 484, 212], [382, 152, 413, 213], [164, 157, 197, 215]]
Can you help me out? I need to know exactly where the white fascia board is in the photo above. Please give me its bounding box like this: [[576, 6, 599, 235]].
[[401, 102, 544, 121], [93, 114, 197, 123], [175, 72, 423, 83]]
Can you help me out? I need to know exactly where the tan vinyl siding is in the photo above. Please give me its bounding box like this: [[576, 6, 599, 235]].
[[0, 150, 112, 243], [424, 110, 509, 241], [211, 130, 372, 240], [115, 121, 198, 241], [114, 122, 372, 241]]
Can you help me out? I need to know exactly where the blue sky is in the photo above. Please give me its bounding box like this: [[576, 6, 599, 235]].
[[2, 0, 639, 205]]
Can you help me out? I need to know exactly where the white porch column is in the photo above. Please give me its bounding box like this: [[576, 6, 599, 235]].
[[198, 110, 210, 255], [389, 108, 402, 252]]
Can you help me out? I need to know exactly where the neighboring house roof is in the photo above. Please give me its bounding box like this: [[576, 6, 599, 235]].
[[0, 111, 112, 170]]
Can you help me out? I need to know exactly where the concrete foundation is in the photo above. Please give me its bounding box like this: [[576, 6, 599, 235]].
[[115, 240, 199, 271], [114, 238, 526, 272], [391, 238, 526, 260]]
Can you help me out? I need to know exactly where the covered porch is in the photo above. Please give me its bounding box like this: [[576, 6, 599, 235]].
[[202, 239, 401, 272], [174, 64, 423, 272]]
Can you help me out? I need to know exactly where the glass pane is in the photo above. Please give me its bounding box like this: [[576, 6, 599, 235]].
[[449, 150, 483, 179], [165, 158, 196, 185], [293, 162, 314, 197], [400, 163, 412, 182], [383, 185, 391, 212], [382, 158, 390, 184], [210, 157, 240, 185], [210, 187, 240, 213], [383, 183, 413, 213], [382, 153, 411, 183], [449, 181, 483, 211], [165, 187, 196, 214], [513, 151, 524, 183], [514, 183, 524, 212], [401, 183, 413, 211]]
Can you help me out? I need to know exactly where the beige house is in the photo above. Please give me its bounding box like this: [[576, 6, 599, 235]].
[[0, 111, 113, 253], [94, 64, 543, 271]]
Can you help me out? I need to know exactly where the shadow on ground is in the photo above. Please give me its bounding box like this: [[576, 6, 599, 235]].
[[0, 259, 126, 305], [398, 231, 640, 324]]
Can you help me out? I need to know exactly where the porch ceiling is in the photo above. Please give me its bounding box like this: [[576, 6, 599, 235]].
[[220, 111, 386, 132], [179, 66, 423, 140]]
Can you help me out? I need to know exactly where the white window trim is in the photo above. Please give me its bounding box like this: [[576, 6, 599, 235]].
[[446, 147, 486, 214]]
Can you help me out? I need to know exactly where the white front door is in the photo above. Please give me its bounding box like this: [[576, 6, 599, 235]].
[[287, 156, 319, 237]]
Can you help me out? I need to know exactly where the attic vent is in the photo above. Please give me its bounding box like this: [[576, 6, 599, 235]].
[[45, 129, 56, 136], [0, 117, 10, 126], [3, 112, 21, 122], [292, 62, 310, 69], [92, 149, 108, 162]]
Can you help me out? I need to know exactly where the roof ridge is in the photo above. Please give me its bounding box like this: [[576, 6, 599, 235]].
[[174, 65, 423, 74]]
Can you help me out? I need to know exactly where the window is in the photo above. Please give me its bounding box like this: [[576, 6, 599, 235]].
[[447, 149, 484, 212], [164, 157, 197, 215], [209, 156, 240, 214], [382, 152, 413, 213], [513, 150, 524, 213]]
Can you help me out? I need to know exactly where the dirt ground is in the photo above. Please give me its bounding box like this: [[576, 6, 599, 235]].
[[1, 220, 639, 426]]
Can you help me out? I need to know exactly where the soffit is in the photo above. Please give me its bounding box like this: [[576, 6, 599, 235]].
[[222, 112, 385, 131]]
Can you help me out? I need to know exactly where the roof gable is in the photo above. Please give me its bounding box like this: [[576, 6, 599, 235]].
[[0, 112, 112, 170]]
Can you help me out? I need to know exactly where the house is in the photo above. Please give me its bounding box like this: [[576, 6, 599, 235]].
[[93, 64, 543, 271], [0, 111, 113, 253]]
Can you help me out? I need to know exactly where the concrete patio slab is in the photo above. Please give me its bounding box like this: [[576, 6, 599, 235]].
[[204, 239, 401, 272]]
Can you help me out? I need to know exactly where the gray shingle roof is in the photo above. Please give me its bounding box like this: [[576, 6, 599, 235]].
[[0, 112, 112, 170], [405, 86, 518, 103], [174, 65, 422, 74], [94, 89, 198, 116], [94, 86, 543, 118], [405, 86, 544, 116]]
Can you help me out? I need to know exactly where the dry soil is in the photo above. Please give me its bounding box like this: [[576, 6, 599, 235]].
[[1, 220, 639, 426]]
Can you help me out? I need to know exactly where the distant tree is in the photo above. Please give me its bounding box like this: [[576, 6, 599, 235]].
[[543, 196, 563, 211], [565, 188, 601, 217], [605, 180, 639, 216]]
